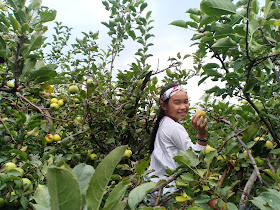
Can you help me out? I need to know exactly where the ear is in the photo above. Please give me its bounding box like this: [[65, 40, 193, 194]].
[[160, 101, 167, 111]]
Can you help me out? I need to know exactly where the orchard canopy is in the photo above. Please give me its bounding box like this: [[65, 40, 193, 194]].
[[0, 0, 279, 209]]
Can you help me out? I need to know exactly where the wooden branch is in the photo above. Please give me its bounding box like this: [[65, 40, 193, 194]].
[[16, 93, 72, 123], [239, 169, 258, 210], [150, 170, 186, 194], [210, 115, 269, 188], [214, 52, 229, 73], [245, 95, 280, 147], [259, 27, 276, 47]]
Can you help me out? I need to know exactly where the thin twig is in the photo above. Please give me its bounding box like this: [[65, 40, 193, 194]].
[[245, 0, 253, 63], [0, 117, 16, 144]]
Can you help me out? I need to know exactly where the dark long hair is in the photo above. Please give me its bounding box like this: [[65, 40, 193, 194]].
[[149, 83, 179, 153]]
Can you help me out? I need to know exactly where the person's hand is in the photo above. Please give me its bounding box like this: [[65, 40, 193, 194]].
[[191, 114, 207, 138]]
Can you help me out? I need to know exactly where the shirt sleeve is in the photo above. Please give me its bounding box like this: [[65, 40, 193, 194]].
[[170, 125, 206, 152]]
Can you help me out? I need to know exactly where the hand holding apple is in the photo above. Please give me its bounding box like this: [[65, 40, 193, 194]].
[[192, 110, 208, 139]]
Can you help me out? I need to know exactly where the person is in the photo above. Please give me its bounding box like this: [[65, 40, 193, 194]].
[[146, 83, 208, 204]]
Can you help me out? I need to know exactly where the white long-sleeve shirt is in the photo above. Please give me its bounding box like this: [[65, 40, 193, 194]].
[[148, 116, 206, 185]]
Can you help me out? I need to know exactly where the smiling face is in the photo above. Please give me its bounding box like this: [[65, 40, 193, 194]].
[[161, 91, 189, 122]]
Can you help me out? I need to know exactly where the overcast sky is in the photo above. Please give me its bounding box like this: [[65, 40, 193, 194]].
[[40, 0, 264, 106]]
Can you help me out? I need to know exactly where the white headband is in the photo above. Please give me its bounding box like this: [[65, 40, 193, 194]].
[[160, 85, 187, 102]]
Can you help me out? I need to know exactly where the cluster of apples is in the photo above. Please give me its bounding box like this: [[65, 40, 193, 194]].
[[45, 134, 61, 143], [1, 162, 33, 205], [49, 97, 65, 110], [3, 162, 33, 191]]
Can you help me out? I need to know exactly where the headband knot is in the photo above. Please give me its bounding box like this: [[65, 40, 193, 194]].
[[160, 85, 187, 102]]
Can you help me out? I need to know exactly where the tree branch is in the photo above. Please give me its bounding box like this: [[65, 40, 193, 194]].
[[239, 169, 259, 210]]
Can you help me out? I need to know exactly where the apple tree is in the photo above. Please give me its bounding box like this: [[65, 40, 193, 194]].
[[168, 0, 280, 209]]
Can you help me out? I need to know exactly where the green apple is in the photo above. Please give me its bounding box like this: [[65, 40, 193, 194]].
[[255, 156, 265, 166], [254, 137, 265, 142], [86, 79, 93, 85], [76, 115, 83, 122], [53, 134, 61, 142], [45, 134, 54, 143], [4, 162, 16, 172], [90, 154, 98, 161], [22, 178, 33, 191], [50, 98, 58, 104], [196, 109, 206, 117], [204, 145, 215, 154], [123, 149, 132, 159], [58, 99, 64, 106], [265, 140, 273, 149], [242, 100, 248, 104], [0, 197, 5, 208], [69, 85, 79, 94], [7, 81, 15, 88], [50, 103, 59, 110], [255, 101, 264, 111], [14, 167, 24, 176]]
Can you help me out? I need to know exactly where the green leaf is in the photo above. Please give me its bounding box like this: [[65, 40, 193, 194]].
[[47, 166, 82, 210], [86, 146, 127, 210], [136, 159, 149, 175], [263, 169, 280, 183], [127, 30, 136, 40], [242, 124, 258, 143], [251, 189, 280, 209], [170, 20, 188, 29], [103, 180, 131, 210], [32, 184, 51, 209], [23, 33, 43, 57], [40, 10, 57, 23], [128, 182, 157, 210], [8, 14, 19, 31], [129, 5, 136, 12], [140, 3, 147, 12], [72, 163, 95, 205], [174, 149, 200, 168], [212, 37, 237, 49], [21, 58, 37, 77], [7, 149, 27, 161], [200, 0, 236, 16]]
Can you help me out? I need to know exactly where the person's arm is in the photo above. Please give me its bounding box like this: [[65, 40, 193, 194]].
[[191, 114, 208, 146]]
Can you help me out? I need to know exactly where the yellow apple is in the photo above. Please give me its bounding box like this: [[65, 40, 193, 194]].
[[123, 149, 132, 159], [4, 162, 16, 172], [69, 85, 79, 94], [242, 100, 248, 104], [90, 154, 98, 161], [22, 178, 33, 191], [7, 81, 15, 88], [53, 134, 61, 142], [265, 140, 273, 150], [204, 145, 215, 154], [50, 98, 58, 104], [58, 99, 64, 106], [45, 134, 54, 143], [196, 109, 206, 117]]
